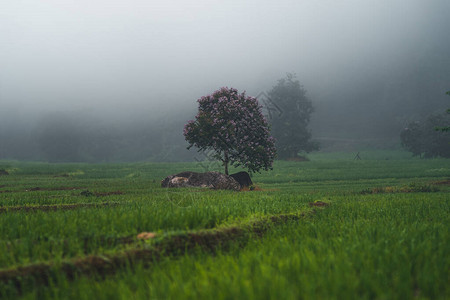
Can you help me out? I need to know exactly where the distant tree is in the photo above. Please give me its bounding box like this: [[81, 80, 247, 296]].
[[35, 113, 119, 163], [400, 121, 425, 157], [36, 114, 83, 162], [401, 113, 450, 158], [184, 87, 276, 174], [435, 91, 450, 132], [267, 73, 318, 159]]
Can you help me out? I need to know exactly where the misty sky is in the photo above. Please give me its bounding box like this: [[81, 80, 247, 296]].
[[1, 0, 449, 118]]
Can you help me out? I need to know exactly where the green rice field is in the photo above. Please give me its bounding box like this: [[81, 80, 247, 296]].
[[0, 151, 449, 299]]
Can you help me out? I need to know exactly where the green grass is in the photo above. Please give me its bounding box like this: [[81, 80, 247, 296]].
[[0, 151, 449, 299], [30, 194, 447, 300]]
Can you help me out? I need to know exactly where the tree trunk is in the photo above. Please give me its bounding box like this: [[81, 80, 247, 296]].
[[224, 151, 229, 175]]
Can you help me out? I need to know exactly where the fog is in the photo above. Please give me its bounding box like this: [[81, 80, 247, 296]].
[[1, 0, 449, 161]]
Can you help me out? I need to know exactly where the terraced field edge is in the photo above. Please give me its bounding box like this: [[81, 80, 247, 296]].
[[0, 207, 323, 291]]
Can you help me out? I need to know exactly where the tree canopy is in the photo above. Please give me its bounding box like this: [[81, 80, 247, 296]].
[[401, 113, 450, 158], [184, 87, 276, 174], [435, 91, 450, 132], [268, 74, 318, 159]]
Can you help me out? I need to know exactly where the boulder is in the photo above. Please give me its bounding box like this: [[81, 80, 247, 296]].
[[161, 171, 240, 191], [229, 171, 253, 188]]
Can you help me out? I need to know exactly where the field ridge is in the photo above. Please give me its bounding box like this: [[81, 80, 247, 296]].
[[0, 202, 120, 213], [0, 209, 317, 290]]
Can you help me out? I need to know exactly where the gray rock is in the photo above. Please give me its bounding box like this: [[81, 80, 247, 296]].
[[161, 171, 240, 191]]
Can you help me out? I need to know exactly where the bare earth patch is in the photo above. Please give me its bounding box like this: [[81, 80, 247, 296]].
[[137, 232, 158, 240]]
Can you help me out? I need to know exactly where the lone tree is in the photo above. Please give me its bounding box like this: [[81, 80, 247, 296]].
[[268, 73, 318, 159], [184, 87, 276, 175]]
